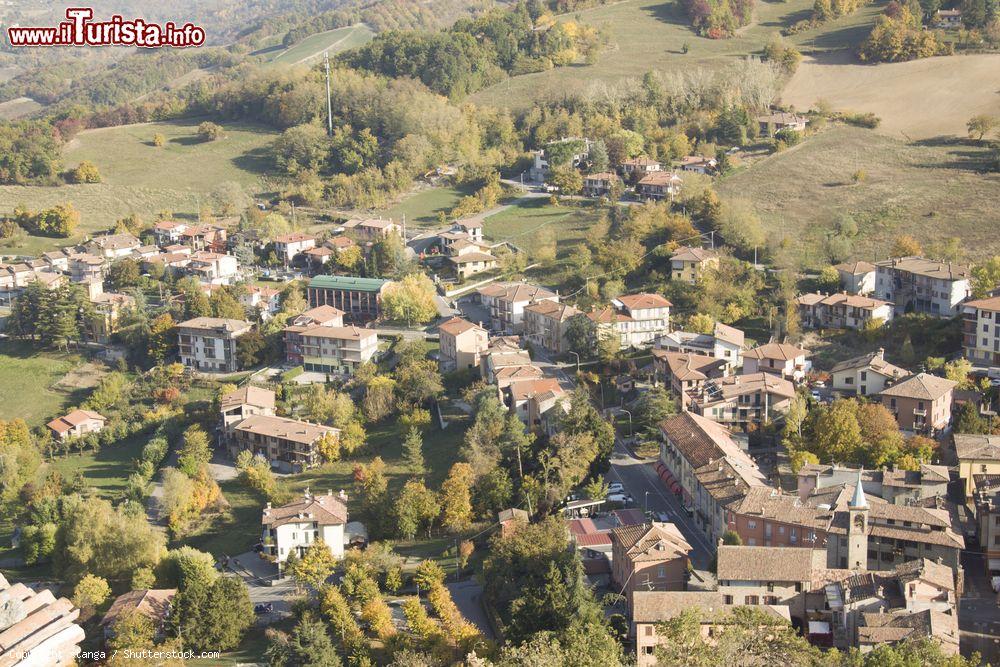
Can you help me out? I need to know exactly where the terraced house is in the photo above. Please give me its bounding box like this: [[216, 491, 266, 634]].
[[796, 292, 894, 330], [874, 256, 971, 318]]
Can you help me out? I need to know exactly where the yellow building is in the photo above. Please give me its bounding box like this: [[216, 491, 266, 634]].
[[669, 246, 719, 284], [953, 434, 1000, 498]]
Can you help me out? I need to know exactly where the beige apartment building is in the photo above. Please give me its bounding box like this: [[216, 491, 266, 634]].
[[522, 299, 580, 355], [438, 316, 489, 372], [231, 414, 339, 472], [610, 523, 691, 614], [878, 373, 957, 435], [299, 325, 378, 376]]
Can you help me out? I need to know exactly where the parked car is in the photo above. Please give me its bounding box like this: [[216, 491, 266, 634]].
[[810, 390, 822, 402], [607, 493, 633, 505], [254, 603, 274, 615], [607, 482, 625, 495], [655, 511, 671, 522]]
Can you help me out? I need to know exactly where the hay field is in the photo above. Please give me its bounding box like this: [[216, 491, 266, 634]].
[[716, 125, 1000, 268], [268, 25, 375, 66], [469, 0, 884, 109], [782, 51, 1000, 138]]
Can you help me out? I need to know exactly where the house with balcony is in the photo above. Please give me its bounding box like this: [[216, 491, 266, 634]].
[[273, 233, 316, 264], [670, 246, 719, 284], [954, 433, 1000, 498], [656, 322, 745, 370], [874, 256, 971, 318], [261, 489, 348, 562], [652, 350, 728, 400], [220, 385, 276, 433], [636, 171, 682, 201], [796, 292, 894, 330], [961, 296, 1000, 370], [523, 300, 581, 355], [878, 373, 956, 435], [610, 522, 691, 615], [232, 415, 339, 472], [587, 293, 671, 350], [477, 282, 558, 334], [177, 317, 252, 373], [830, 349, 909, 397], [688, 372, 797, 431], [582, 171, 619, 197], [742, 342, 811, 382], [297, 325, 378, 376]]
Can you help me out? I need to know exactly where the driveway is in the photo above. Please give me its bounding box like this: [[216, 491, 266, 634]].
[[228, 551, 297, 622], [447, 578, 495, 640]]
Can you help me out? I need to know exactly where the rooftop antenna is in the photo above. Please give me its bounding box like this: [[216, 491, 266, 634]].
[[324, 51, 333, 136]]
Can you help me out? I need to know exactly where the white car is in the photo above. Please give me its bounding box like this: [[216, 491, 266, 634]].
[[607, 493, 633, 505], [607, 482, 625, 495]]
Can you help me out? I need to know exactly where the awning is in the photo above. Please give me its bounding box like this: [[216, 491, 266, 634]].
[[989, 559, 1000, 572]]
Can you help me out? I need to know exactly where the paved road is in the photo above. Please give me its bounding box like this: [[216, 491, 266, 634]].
[[605, 440, 714, 570], [959, 551, 1000, 662], [447, 578, 496, 639]]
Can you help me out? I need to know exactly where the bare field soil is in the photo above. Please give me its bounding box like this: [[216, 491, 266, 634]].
[[782, 51, 1000, 139], [716, 125, 1000, 268]]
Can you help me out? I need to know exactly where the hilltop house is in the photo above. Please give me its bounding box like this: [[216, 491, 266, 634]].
[[670, 246, 719, 284], [757, 111, 809, 136], [636, 171, 682, 201]]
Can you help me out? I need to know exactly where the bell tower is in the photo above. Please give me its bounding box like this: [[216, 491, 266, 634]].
[[846, 471, 869, 570]]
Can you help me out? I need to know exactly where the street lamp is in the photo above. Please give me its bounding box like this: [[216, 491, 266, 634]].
[[568, 350, 580, 374], [644, 491, 650, 513], [620, 408, 633, 438]]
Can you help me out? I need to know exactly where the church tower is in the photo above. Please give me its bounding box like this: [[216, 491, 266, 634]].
[[846, 471, 869, 570]]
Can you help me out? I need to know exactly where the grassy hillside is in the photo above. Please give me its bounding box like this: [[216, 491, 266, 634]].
[[0, 118, 276, 254], [0, 341, 98, 427], [716, 125, 1000, 268], [782, 52, 1000, 139], [469, 0, 885, 109], [268, 24, 375, 66]]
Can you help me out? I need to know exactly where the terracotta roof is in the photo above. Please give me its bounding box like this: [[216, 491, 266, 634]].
[[615, 293, 672, 310], [797, 292, 892, 310], [621, 157, 661, 167], [101, 589, 176, 627], [714, 323, 745, 347], [671, 246, 719, 263], [834, 260, 876, 275], [524, 299, 580, 321], [611, 522, 691, 561], [235, 414, 338, 445], [508, 378, 564, 402], [655, 351, 727, 382], [498, 508, 529, 523], [587, 306, 633, 324], [299, 325, 376, 342], [858, 609, 959, 653], [0, 573, 85, 664], [89, 233, 139, 250], [965, 296, 1000, 312], [456, 219, 482, 229], [726, 488, 832, 531], [953, 433, 1000, 462], [220, 385, 276, 412], [274, 233, 315, 244], [875, 256, 971, 281], [295, 305, 345, 325], [584, 171, 619, 181], [704, 372, 797, 401], [448, 251, 497, 264], [46, 409, 105, 434], [893, 558, 955, 593], [327, 236, 355, 248], [659, 412, 748, 470], [438, 316, 484, 337], [631, 591, 790, 624], [878, 373, 956, 401], [305, 246, 333, 256], [744, 342, 809, 361], [831, 351, 908, 378], [757, 111, 809, 125], [638, 171, 682, 186], [477, 282, 556, 304], [717, 546, 824, 582], [262, 492, 347, 528]]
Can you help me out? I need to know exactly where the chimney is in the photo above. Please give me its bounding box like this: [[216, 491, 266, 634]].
[[876, 347, 884, 359], [266, 502, 271, 509], [339, 489, 348, 500], [304, 486, 311, 499]]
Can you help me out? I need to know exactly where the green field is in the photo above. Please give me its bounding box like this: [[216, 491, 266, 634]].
[[49, 433, 148, 499], [0, 118, 277, 254], [484, 198, 604, 251], [470, 0, 885, 108], [0, 341, 94, 427], [716, 125, 1000, 268], [377, 184, 477, 228], [268, 25, 375, 66]]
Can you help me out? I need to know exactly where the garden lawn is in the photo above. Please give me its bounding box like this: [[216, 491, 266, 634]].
[[483, 198, 603, 251], [377, 184, 477, 229], [48, 432, 148, 499], [0, 340, 89, 427]]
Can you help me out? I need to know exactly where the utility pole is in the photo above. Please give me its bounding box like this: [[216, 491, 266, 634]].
[[324, 51, 333, 136]]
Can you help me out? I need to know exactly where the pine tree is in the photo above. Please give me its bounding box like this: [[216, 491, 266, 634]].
[[403, 427, 425, 474]]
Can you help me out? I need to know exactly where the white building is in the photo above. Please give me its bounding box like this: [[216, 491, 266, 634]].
[[656, 322, 745, 370], [589, 293, 672, 349], [262, 489, 348, 563], [273, 233, 317, 264], [830, 349, 909, 397], [961, 296, 1000, 371], [743, 342, 811, 382], [874, 257, 971, 318], [177, 317, 252, 373], [477, 282, 558, 334]]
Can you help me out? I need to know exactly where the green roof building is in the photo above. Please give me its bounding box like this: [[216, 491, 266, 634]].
[[307, 275, 390, 321]]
